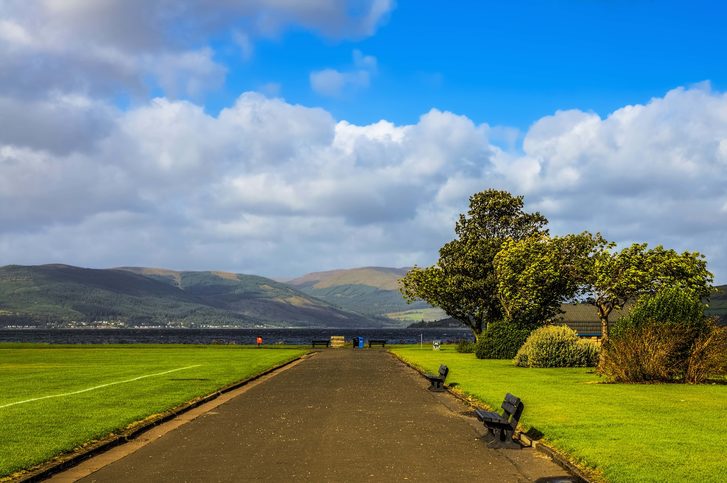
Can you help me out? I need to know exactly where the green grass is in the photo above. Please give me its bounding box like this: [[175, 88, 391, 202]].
[[391, 345, 727, 483], [0, 344, 306, 477], [385, 307, 448, 321]]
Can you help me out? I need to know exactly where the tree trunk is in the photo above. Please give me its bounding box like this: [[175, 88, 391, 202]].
[[598, 304, 612, 343]]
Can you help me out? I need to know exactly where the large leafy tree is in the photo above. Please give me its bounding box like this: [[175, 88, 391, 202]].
[[494, 232, 601, 328], [400, 189, 547, 340], [579, 242, 713, 342]]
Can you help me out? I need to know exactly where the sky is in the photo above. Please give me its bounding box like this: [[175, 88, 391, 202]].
[[1, 0, 727, 282]]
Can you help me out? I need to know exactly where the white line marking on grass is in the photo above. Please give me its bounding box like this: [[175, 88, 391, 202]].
[[0, 365, 202, 409]]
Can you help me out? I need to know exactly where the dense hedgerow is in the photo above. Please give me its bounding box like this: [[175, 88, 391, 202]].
[[474, 320, 532, 359], [514, 325, 600, 368]]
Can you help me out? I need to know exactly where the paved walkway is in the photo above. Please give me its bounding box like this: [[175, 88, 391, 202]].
[[54, 350, 577, 482]]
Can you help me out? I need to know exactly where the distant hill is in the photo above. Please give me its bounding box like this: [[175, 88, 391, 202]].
[[287, 267, 437, 320], [706, 284, 727, 324], [0, 264, 381, 328]]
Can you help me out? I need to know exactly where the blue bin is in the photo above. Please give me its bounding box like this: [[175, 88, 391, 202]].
[[356, 336, 364, 348]]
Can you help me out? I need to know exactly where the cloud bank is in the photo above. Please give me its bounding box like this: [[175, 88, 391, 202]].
[[0, 0, 394, 99], [1, 85, 726, 281]]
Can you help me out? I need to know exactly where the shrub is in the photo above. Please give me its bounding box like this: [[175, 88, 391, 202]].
[[685, 324, 727, 383], [475, 320, 532, 359], [575, 338, 601, 367], [599, 324, 685, 382], [514, 325, 599, 367], [600, 287, 725, 383], [612, 286, 708, 339], [455, 339, 476, 353]]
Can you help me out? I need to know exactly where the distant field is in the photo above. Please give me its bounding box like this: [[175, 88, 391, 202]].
[[0, 344, 306, 477], [385, 308, 448, 321], [391, 346, 727, 483]]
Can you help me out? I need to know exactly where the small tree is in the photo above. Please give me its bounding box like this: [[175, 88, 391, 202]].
[[579, 243, 713, 342], [400, 189, 547, 340]]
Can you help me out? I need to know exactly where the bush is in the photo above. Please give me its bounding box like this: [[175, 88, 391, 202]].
[[612, 286, 708, 339], [514, 325, 600, 368], [685, 324, 727, 383], [475, 320, 532, 359], [455, 339, 476, 353], [600, 287, 725, 383], [599, 324, 685, 382], [575, 338, 601, 367]]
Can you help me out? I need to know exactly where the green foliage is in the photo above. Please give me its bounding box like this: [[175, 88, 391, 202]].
[[474, 320, 532, 359], [455, 339, 476, 353], [579, 242, 714, 341], [392, 347, 727, 483], [514, 325, 599, 367], [401, 189, 548, 338], [575, 338, 601, 367], [601, 288, 725, 383], [494, 232, 598, 327], [612, 286, 708, 337]]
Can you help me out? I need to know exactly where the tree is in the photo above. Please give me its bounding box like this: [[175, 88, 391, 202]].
[[400, 189, 547, 340], [494, 232, 600, 327], [579, 242, 713, 342]]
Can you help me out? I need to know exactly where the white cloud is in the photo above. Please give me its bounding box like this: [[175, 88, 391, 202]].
[[1, 85, 727, 282], [310, 50, 378, 97], [0, 1, 394, 99]]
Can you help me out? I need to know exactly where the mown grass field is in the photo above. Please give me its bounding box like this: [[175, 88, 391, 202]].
[[0, 344, 307, 477], [391, 345, 727, 483]]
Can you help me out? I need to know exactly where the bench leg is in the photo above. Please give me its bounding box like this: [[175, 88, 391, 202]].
[[484, 428, 521, 449], [428, 380, 445, 392]]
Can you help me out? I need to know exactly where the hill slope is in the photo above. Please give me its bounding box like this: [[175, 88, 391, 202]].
[[119, 267, 379, 327], [287, 267, 442, 320], [0, 265, 381, 328]]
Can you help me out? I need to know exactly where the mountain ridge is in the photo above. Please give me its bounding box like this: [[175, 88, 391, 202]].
[[0, 264, 385, 328]]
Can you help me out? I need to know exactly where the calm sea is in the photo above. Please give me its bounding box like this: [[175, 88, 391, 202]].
[[0, 328, 474, 345]]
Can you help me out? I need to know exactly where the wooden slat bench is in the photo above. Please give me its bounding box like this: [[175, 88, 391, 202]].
[[368, 339, 386, 348], [311, 340, 330, 348], [424, 364, 449, 392], [474, 393, 524, 449]]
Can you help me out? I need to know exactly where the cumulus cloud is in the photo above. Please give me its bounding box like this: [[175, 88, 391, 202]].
[[310, 50, 378, 97], [493, 84, 727, 281], [1, 85, 726, 282], [0, 0, 393, 99]]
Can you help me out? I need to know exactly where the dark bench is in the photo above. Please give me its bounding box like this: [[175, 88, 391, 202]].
[[368, 339, 386, 347], [311, 340, 330, 348], [474, 393, 524, 449], [424, 364, 449, 392]]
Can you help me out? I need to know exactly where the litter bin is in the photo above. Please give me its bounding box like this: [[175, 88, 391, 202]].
[[358, 336, 365, 349], [352, 336, 359, 348]]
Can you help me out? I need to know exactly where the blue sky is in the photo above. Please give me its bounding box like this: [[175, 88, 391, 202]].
[[1, 1, 727, 282], [206, 1, 727, 128]]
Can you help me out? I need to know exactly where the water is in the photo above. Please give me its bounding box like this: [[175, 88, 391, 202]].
[[0, 328, 474, 345]]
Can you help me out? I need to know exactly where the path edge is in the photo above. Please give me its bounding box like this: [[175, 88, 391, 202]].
[[8, 352, 310, 483], [387, 350, 595, 483]]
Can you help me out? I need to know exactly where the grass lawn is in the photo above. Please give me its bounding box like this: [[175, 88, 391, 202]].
[[391, 345, 727, 483], [0, 344, 306, 477]]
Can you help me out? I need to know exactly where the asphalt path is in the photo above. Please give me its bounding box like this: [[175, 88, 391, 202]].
[[57, 349, 577, 482]]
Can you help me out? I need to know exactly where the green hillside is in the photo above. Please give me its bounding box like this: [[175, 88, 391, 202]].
[[119, 267, 378, 327], [706, 284, 727, 324], [287, 267, 432, 319], [0, 265, 380, 328]]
